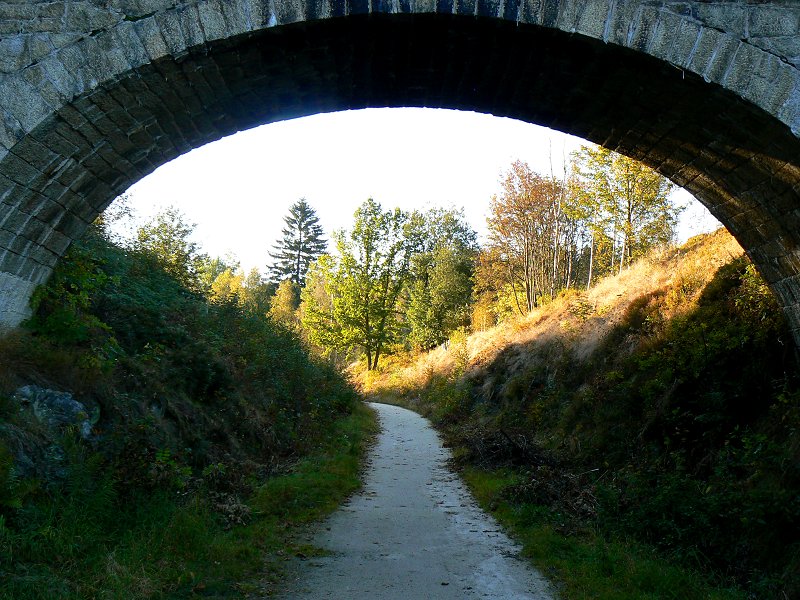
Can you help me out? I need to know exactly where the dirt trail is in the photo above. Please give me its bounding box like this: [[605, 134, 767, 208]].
[[275, 402, 555, 599]]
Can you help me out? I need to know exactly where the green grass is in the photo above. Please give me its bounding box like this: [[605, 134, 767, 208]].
[[0, 403, 378, 599], [461, 467, 747, 600]]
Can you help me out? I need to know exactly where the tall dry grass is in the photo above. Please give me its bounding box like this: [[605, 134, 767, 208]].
[[359, 228, 742, 399]]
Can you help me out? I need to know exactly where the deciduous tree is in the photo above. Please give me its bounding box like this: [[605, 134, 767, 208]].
[[134, 207, 205, 291], [404, 208, 478, 350], [573, 146, 680, 275], [301, 199, 410, 370]]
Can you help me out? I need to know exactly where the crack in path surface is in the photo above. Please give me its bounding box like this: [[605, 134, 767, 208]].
[[275, 403, 555, 599]]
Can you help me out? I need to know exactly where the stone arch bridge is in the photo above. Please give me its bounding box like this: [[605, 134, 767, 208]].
[[1, 1, 800, 339]]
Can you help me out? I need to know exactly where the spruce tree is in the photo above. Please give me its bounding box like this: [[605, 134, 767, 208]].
[[268, 198, 327, 286]]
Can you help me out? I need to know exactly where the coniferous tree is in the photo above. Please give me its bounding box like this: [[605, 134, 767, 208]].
[[268, 199, 327, 286]]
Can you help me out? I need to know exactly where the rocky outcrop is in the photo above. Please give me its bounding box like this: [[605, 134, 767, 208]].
[[13, 384, 96, 440], [1, 385, 98, 482]]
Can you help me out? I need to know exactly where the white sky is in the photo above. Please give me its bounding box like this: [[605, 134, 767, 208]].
[[118, 108, 720, 274]]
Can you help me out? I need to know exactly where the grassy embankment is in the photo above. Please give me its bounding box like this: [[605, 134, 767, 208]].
[[359, 229, 799, 599], [0, 227, 378, 598]]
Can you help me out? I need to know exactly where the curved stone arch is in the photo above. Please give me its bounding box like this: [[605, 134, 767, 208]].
[[1, 1, 800, 338]]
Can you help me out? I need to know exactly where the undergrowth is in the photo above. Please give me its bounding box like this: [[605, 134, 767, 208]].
[[0, 226, 373, 597], [0, 404, 377, 599]]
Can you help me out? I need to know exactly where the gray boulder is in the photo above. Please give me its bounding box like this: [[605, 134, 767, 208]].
[[13, 385, 96, 440]]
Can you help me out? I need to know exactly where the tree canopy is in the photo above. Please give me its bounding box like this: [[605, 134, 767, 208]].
[[301, 199, 410, 370], [268, 198, 327, 286]]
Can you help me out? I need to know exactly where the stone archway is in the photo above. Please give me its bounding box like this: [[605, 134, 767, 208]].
[[1, 1, 800, 340]]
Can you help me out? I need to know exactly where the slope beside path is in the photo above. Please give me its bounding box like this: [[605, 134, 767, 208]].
[[275, 402, 555, 599]]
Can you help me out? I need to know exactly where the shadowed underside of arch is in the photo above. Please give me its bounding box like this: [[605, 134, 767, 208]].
[[1, 6, 800, 341]]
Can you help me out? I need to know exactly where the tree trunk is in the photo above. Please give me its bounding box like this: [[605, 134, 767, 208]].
[[586, 229, 595, 292]]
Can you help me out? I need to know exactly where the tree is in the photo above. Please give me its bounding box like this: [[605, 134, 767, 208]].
[[268, 279, 300, 329], [404, 208, 478, 350], [487, 161, 564, 314], [268, 198, 327, 286], [301, 199, 410, 370], [299, 255, 338, 352], [573, 146, 680, 275], [198, 254, 239, 297], [240, 268, 274, 315], [134, 207, 205, 290]]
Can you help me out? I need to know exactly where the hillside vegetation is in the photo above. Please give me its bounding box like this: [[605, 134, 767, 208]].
[[359, 229, 799, 598], [0, 224, 374, 598]]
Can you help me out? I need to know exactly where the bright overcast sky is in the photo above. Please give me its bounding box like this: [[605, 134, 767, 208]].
[[119, 108, 720, 274]]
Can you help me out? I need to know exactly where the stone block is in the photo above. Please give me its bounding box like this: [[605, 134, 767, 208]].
[[8, 232, 31, 255], [175, 4, 206, 49], [1, 152, 41, 186], [704, 34, 740, 85], [626, 5, 658, 52], [0, 174, 15, 204], [748, 6, 800, 39], [0, 204, 30, 232], [134, 16, 169, 61], [65, 2, 118, 31], [0, 36, 30, 74], [667, 17, 702, 69], [645, 9, 685, 62], [474, 0, 500, 19], [0, 251, 25, 276], [40, 179, 69, 205], [53, 43, 93, 97], [53, 211, 90, 241], [0, 75, 53, 134], [564, 0, 611, 39], [110, 21, 150, 71], [723, 41, 760, 100], [220, 0, 252, 33], [42, 229, 71, 256], [777, 85, 800, 137], [328, 0, 346, 19], [155, 10, 189, 57], [28, 244, 58, 268], [17, 257, 43, 280], [49, 33, 82, 49], [742, 52, 786, 114], [602, 1, 641, 46], [39, 54, 80, 102], [109, 0, 176, 18], [96, 29, 135, 77], [0, 228, 13, 249], [15, 188, 47, 217], [22, 216, 50, 244], [0, 270, 37, 328], [198, 0, 228, 41]]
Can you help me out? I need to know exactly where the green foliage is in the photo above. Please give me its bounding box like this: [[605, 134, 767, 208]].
[[573, 146, 679, 272], [301, 199, 410, 370], [405, 208, 478, 350], [133, 206, 207, 291], [0, 406, 377, 599], [269, 279, 300, 329], [1, 211, 364, 597], [463, 467, 746, 600], [0, 442, 21, 510], [27, 232, 115, 351]]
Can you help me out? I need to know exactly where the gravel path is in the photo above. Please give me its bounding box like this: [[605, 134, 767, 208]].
[[275, 402, 555, 599]]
